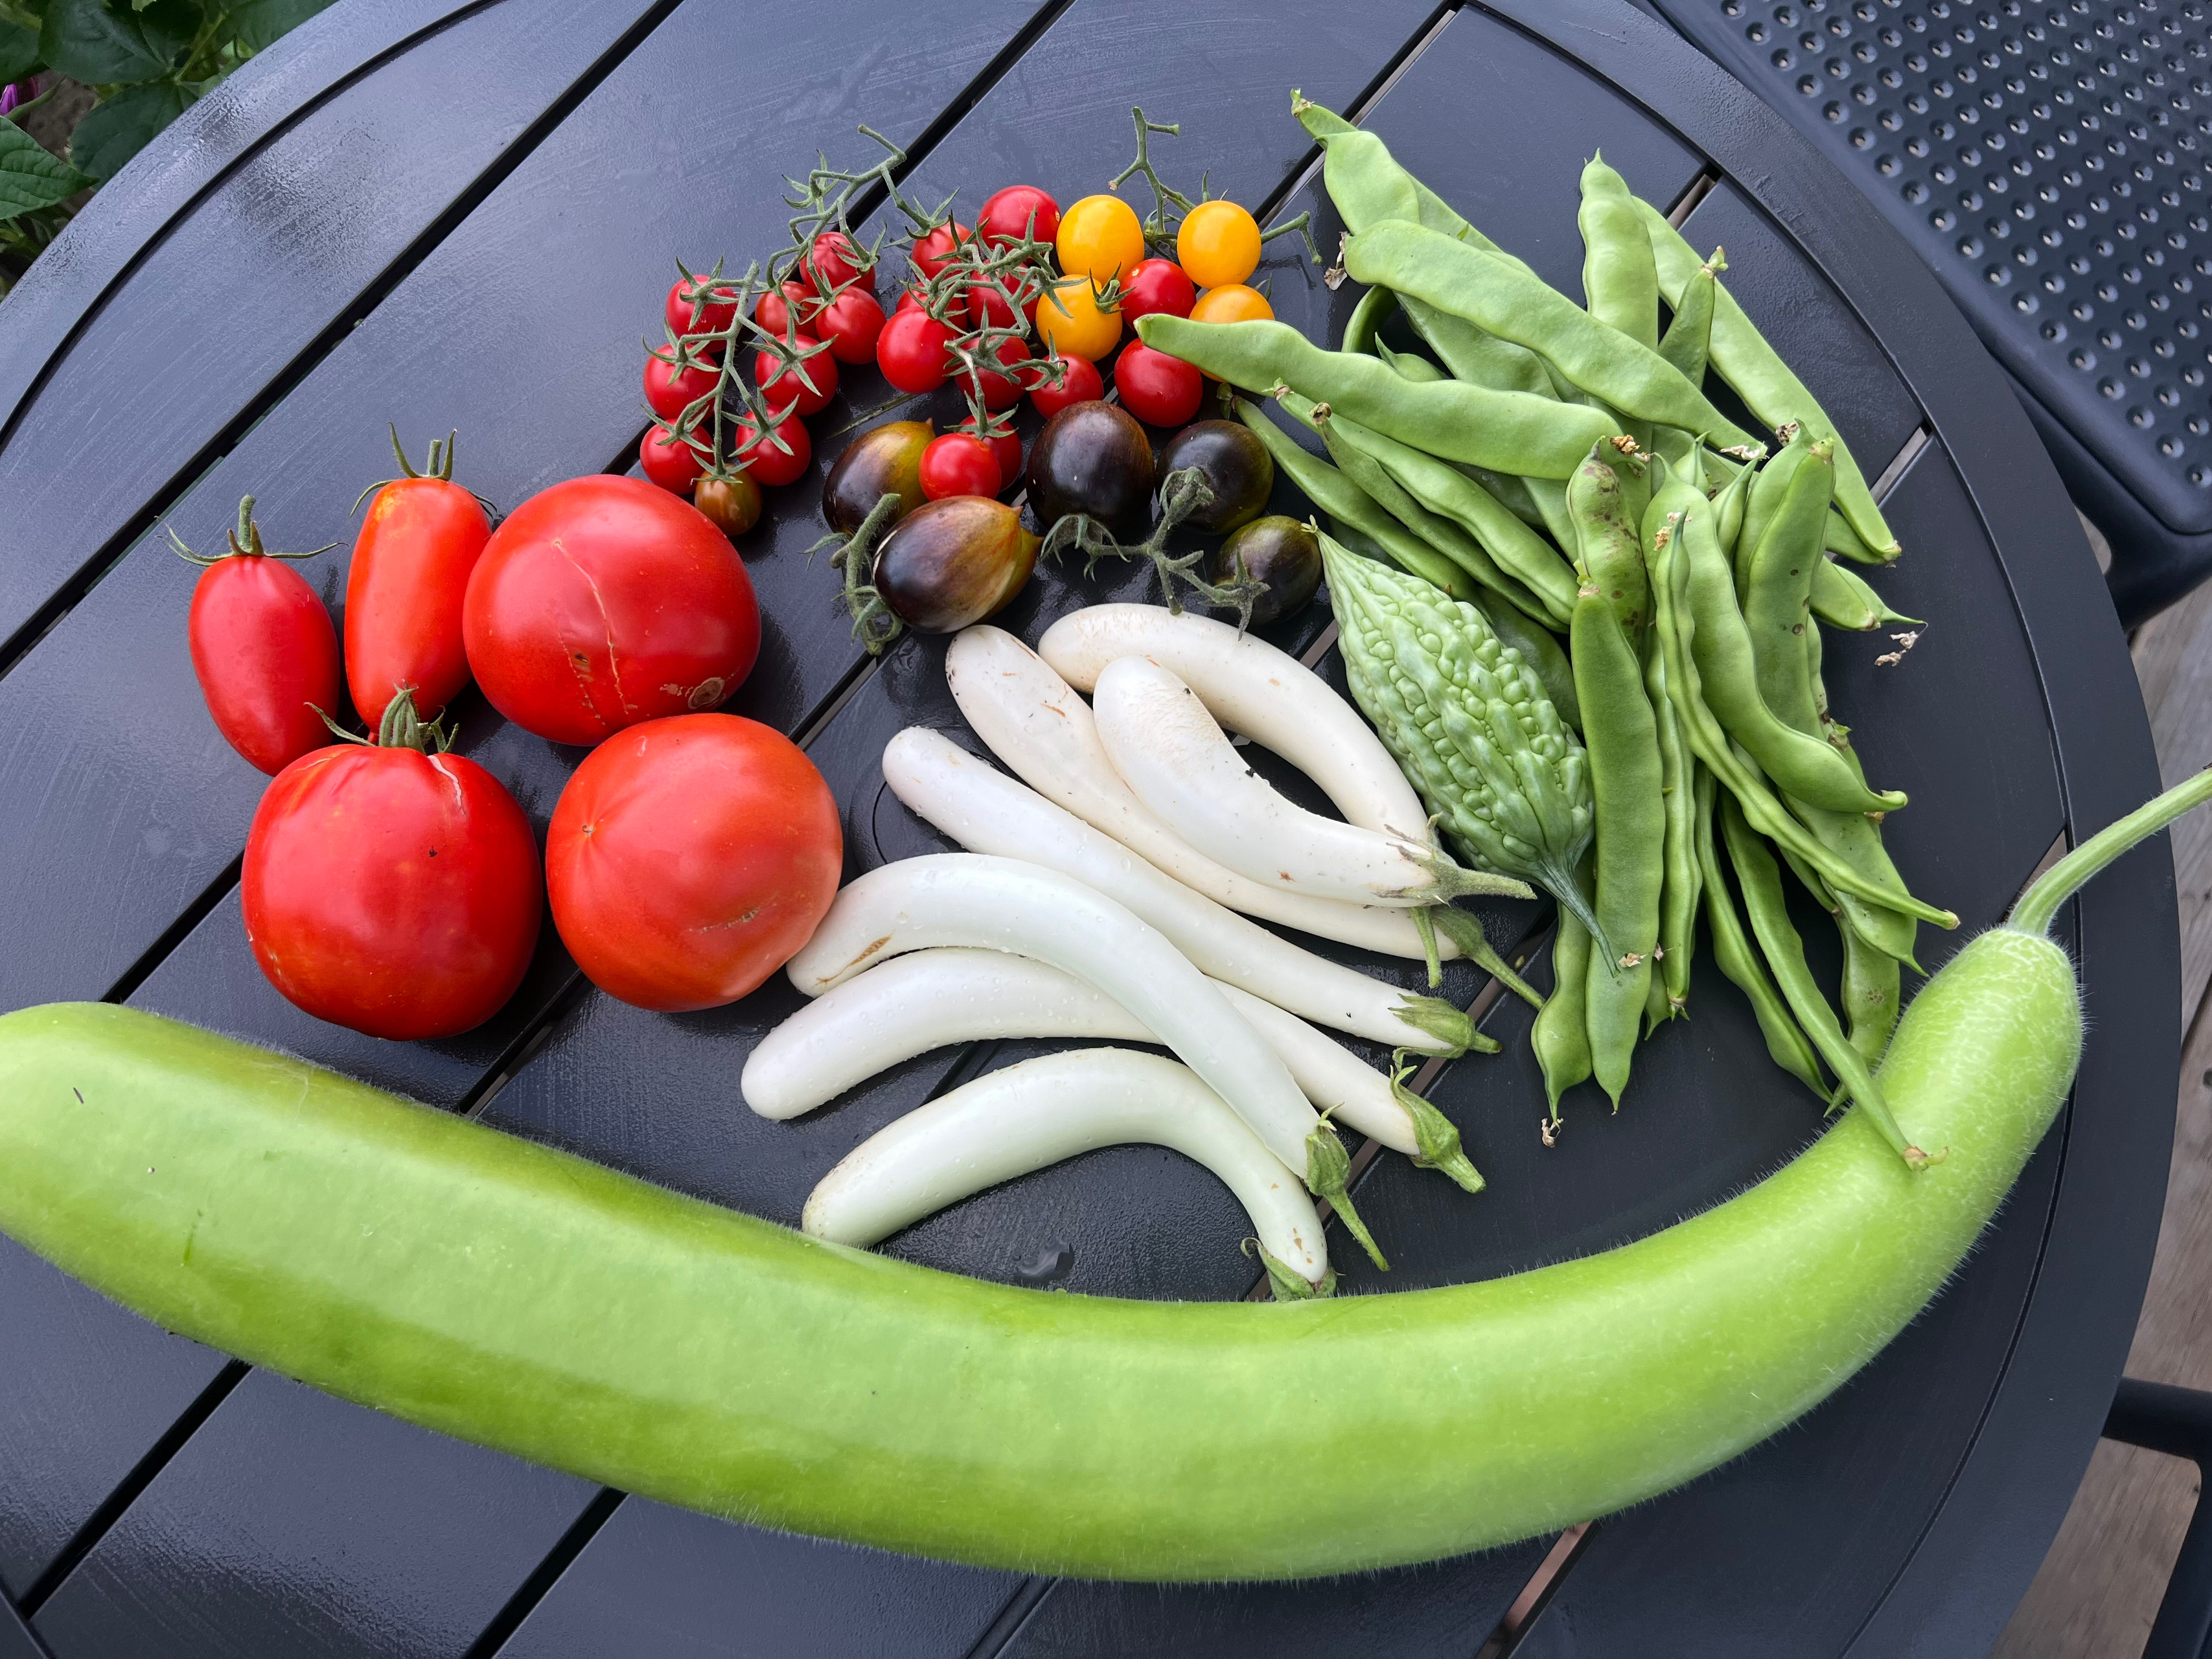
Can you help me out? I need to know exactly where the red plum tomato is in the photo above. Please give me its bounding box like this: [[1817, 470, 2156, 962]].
[[814, 287, 886, 364], [1113, 341, 1204, 428], [1028, 352, 1103, 419], [546, 713, 842, 1012], [463, 475, 760, 745], [645, 350, 718, 419], [732, 408, 812, 487], [978, 185, 1060, 248], [876, 307, 953, 393], [346, 470, 494, 727], [920, 432, 1003, 499], [639, 424, 703, 493], [1120, 257, 1197, 326], [185, 522, 342, 776], [755, 337, 837, 416], [242, 708, 542, 1040]]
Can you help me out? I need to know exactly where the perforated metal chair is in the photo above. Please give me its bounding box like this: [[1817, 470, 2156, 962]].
[[1632, 0, 2212, 626]]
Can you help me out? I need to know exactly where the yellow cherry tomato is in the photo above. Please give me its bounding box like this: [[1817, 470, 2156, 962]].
[[1035, 276, 1123, 360], [1176, 200, 1263, 288], [1056, 194, 1146, 284], [1189, 283, 1274, 325]]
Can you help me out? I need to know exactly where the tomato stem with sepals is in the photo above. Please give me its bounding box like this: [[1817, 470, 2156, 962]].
[[310, 686, 456, 755], [1039, 468, 1269, 626], [167, 495, 336, 567], [1108, 104, 1321, 264], [806, 492, 906, 656]]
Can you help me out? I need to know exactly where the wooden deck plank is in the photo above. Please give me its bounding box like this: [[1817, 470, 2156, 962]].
[[1987, 584, 2212, 1659]]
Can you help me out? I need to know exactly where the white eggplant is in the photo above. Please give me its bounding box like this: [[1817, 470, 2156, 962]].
[[783, 851, 1390, 1262], [744, 947, 1486, 1194], [876, 726, 1479, 1056], [1036, 603, 1429, 841], [1092, 656, 1532, 909], [801, 1049, 1333, 1295], [943, 626, 1446, 961]]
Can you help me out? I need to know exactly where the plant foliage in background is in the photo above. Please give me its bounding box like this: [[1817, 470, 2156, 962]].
[[0, 0, 333, 285]]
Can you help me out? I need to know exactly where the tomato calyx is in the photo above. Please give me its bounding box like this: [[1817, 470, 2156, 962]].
[[351, 424, 500, 519], [313, 684, 457, 756], [168, 494, 336, 568], [805, 491, 907, 657], [1038, 465, 1267, 628]]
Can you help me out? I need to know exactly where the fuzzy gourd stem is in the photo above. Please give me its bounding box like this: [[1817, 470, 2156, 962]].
[[2012, 767, 2212, 936]]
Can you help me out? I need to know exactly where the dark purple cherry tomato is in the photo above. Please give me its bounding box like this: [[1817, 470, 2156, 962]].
[[823, 420, 932, 535], [1026, 401, 1155, 536], [873, 496, 1039, 632], [1212, 515, 1320, 625], [1157, 419, 1274, 533]]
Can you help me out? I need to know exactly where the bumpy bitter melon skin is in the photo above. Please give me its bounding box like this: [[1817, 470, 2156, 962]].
[[1321, 535, 1591, 897]]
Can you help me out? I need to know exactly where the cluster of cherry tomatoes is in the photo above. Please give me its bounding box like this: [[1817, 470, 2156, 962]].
[[634, 175, 1280, 526], [180, 452, 842, 1049]]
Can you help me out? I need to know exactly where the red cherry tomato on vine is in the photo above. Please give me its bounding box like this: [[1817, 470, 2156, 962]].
[[965, 277, 1038, 332], [547, 713, 840, 1011], [665, 272, 742, 338], [645, 350, 717, 419], [877, 307, 953, 393], [639, 425, 702, 493], [242, 695, 542, 1041], [1120, 257, 1197, 326], [978, 185, 1061, 248], [956, 417, 1023, 491], [732, 406, 812, 487], [919, 432, 1003, 500], [894, 286, 927, 314], [179, 499, 341, 776], [958, 333, 1030, 412], [754, 281, 816, 340], [814, 287, 886, 364], [463, 476, 760, 746], [1113, 340, 1204, 428], [347, 439, 494, 728], [911, 220, 972, 279], [808, 231, 866, 290], [755, 336, 838, 416], [1028, 352, 1103, 420]]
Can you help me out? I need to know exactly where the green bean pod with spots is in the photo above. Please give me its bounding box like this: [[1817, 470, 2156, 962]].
[[1841, 919, 1904, 1067], [1635, 197, 1900, 561], [1569, 442, 1649, 637], [1694, 767, 1827, 1095], [1572, 588, 1665, 1104], [1142, 316, 1619, 479], [1578, 152, 1659, 474], [1718, 795, 1928, 1165], [1316, 530, 1606, 956], [1341, 221, 1766, 453]]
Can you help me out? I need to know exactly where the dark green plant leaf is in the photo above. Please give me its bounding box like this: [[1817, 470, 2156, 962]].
[[71, 76, 190, 179], [39, 0, 196, 85], [229, 0, 334, 52], [0, 21, 40, 83], [0, 116, 87, 221]]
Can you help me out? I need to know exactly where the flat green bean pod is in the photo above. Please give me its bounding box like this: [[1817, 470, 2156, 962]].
[[1719, 796, 1928, 1165], [1344, 284, 1398, 355], [1635, 197, 1900, 560], [1313, 404, 1579, 625], [1668, 489, 1906, 817], [1403, 294, 1560, 398], [1694, 769, 1826, 1095], [1342, 221, 1764, 452], [1737, 425, 1815, 601], [1233, 400, 1477, 603], [1742, 439, 1836, 728], [1580, 154, 1659, 351], [1573, 592, 1664, 1104], [1534, 911, 1595, 1119], [1377, 340, 1445, 383], [1811, 558, 1922, 631], [1649, 652, 1702, 1019], [1841, 916, 1904, 1066], [1294, 93, 1531, 270], [1568, 441, 1649, 637], [1146, 315, 1618, 478]]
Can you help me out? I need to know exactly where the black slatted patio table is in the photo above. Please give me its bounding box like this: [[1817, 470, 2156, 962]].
[[0, 2, 2180, 1654]]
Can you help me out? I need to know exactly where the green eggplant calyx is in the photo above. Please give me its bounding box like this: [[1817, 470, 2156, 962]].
[[1255, 1242, 1336, 1301], [1306, 1123, 1387, 1271], [1391, 993, 1482, 1056], [1395, 1071, 1485, 1195]]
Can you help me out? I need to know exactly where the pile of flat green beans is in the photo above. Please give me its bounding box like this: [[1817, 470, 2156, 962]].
[[1136, 97, 1952, 1157]]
